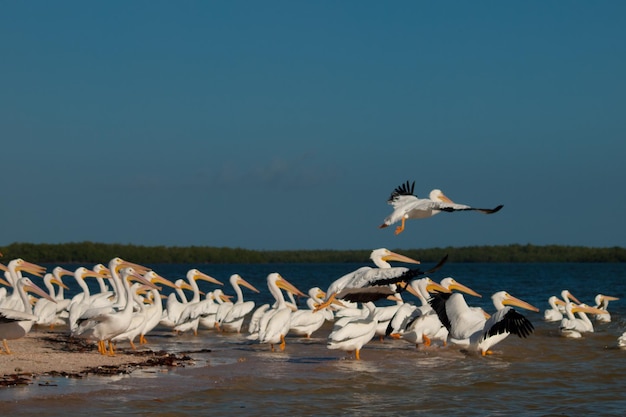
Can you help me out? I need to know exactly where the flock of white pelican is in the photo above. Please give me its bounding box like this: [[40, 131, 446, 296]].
[[542, 289, 620, 339], [0, 181, 623, 360]]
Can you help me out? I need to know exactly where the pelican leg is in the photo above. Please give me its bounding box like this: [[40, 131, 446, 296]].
[[108, 341, 116, 356], [2, 339, 11, 354], [394, 217, 406, 235], [423, 335, 431, 347], [129, 340, 137, 350], [140, 334, 147, 344], [97, 340, 106, 355], [270, 343, 275, 352], [279, 334, 286, 351], [355, 349, 361, 360]]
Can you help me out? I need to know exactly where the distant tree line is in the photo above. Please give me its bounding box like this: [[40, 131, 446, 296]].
[[0, 242, 625, 264]]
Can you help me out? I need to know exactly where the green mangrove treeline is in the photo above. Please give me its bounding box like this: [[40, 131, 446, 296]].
[[1, 242, 625, 264]]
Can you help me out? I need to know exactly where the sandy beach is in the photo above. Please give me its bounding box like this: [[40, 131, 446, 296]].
[[0, 328, 191, 386]]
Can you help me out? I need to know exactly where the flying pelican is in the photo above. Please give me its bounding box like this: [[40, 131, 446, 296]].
[[593, 294, 619, 323], [431, 290, 537, 355], [0, 277, 55, 354], [559, 302, 606, 338], [379, 181, 503, 235], [215, 274, 260, 333], [327, 302, 378, 360], [257, 273, 307, 352]]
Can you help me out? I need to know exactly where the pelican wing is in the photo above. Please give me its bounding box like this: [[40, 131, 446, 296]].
[[437, 203, 503, 214], [369, 255, 449, 287], [0, 308, 38, 323], [428, 292, 453, 331], [336, 286, 397, 303], [387, 180, 416, 203], [482, 308, 534, 340]]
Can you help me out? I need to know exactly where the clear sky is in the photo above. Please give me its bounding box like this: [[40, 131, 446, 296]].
[[2, 1, 625, 251]]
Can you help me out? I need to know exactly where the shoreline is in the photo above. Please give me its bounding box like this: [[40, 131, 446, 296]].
[[0, 328, 193, 386]]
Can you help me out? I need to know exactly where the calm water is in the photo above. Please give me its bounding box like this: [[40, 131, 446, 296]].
[[1, 262, 626, 416]]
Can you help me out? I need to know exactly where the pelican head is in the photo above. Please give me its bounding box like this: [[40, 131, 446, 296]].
[[189, 269, 224, 286], [493, 291, 539, 312], [231, 274, 260, 293], [370, 248, 421, 269], [440, 277, 482, 298]]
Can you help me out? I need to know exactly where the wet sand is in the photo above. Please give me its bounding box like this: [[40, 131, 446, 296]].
[[0, 328, 192, 386]]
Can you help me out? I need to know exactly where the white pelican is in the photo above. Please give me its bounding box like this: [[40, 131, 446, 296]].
[[112, 271, 178, 349], [317, 249, 447, 310], [174, 269, 224, 335], [34, 272, 70, 328], [542, 290, 582, 323], [197, 289, 232, 330], [72, 267, 159, 355], [215, 274, 260, 333], [372, 293, 405, 342], [257, 273, 307, 351], [289, 287, 334, 338], [0, 259, 47, 310], [473, 291, 539, 356], [593, 294, 619, 323], [544, 296, 567, 322], [618, 332, 626, 348], [379, 181, 504, 235], [138, 272, 182, 344], [431, 290, 538, 355], [388, 278, 452, 346], [559, 302, 606, 338], [327, 302, 378, 360], [0, 277, 55, 354], [68, 266, 118, 332], [247, 302, 271, 340], [160, 279, 193, 328]]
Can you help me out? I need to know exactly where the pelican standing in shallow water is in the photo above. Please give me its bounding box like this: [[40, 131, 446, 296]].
[[327, 302, 378, 360], [593, 294, 619, 323], [173, 269, 224, 335], [72, 268, 160, 355], [289, 287, 333, 338], [215, 274, 260, 333], [379, 181, 503, 235], [431, 290, 538, 356], [257, 273, 307, 352], [559, 302, 606, 338]]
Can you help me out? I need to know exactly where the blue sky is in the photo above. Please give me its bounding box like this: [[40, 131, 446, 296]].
[[2, 1, 625, 250]]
